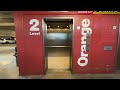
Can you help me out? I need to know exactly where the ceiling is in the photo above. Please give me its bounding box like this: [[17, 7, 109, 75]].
[[0, 11, 15, 37], [0, 11, 73, 29], [45, 19, 73, 29], [0, 11, 12, 15]]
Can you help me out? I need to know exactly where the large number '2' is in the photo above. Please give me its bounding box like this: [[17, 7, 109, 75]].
[[29, 19, 39, 31]]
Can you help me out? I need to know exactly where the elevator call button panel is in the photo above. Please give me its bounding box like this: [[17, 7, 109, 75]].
[[104, 46, 112, 50]]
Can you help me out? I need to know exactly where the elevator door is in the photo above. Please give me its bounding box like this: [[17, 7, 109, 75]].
[[43, 19, 48, 72], [69, 24, 73, 71], [45, 19, 72, 71]]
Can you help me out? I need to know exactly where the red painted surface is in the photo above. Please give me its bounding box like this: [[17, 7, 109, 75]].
[[90, 15, 119, 74], [14, 13, 25, 75], [14, 11, 93, 15], [14, 14, 45, 75], [14, 11, 119, 75], [23, 15, 44, 75], [73, 15, 93, 74]]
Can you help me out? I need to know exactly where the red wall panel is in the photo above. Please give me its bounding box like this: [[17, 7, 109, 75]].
[[91, 15, 119, 73], [14, 13, 45, 75], [14, 11, 119, 75], [73, 15, 93, 74], [23, 15, 44, 75], [14, 13, 26, 75]]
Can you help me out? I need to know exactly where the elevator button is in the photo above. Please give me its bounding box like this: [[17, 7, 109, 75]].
[[113, 26, 117, 30], [77, 26, 80, 30]]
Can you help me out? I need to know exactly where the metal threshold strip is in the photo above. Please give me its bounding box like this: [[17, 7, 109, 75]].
[[46, 46, 70, 48]]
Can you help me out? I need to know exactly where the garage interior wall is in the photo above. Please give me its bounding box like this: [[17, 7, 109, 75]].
[[0, 11, 15, 38]]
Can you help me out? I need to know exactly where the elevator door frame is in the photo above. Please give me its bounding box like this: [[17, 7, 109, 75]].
[[116, 19, 120, 70], [42, 17, 74, 74]]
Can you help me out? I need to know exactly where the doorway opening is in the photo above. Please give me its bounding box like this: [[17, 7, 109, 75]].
[[43, 17, 73, 73]]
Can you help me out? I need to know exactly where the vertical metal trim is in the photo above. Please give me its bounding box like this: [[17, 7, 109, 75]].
[[116, 19, 120, 70], [45, 23, 48, 72], [69, 24, 73, 71], [42, 18, 46, 74], [71, 17, 74, 74]]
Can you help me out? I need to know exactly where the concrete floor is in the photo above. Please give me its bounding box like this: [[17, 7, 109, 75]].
[[1, 44, 120, 79]]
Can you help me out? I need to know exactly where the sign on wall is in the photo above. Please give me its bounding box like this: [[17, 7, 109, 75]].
[[29, 19, 41, 36]]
